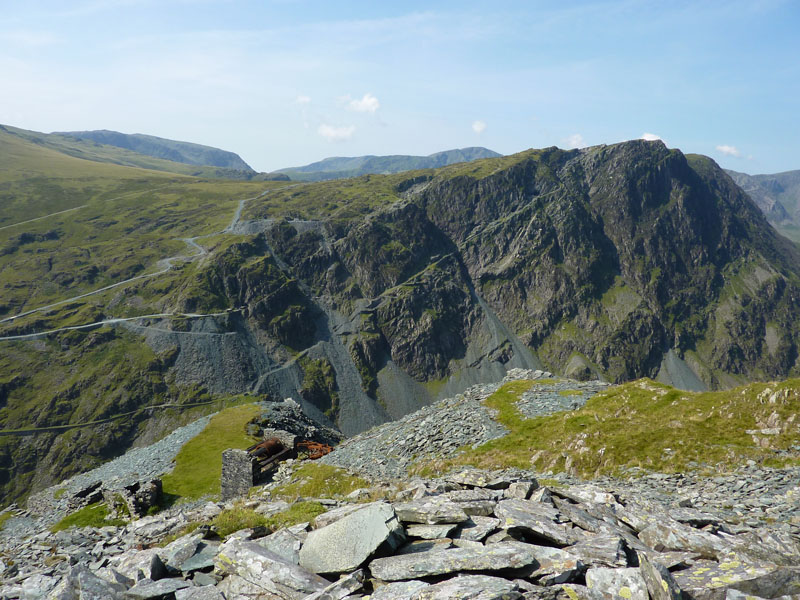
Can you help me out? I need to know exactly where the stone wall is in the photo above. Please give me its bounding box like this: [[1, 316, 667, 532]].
[[221, 449, 258, 502]]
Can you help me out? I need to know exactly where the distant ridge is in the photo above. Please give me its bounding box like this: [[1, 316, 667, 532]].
[[274, 147, 502, 181], [59, 129, 255, 172], [727, 168, 800, 242]]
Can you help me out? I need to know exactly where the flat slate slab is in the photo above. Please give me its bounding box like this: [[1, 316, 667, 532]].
[[299, 502, 403, 574], [369, 540, 538, 581], [394, 497, 471, 525], [495, 498, 578, 546]]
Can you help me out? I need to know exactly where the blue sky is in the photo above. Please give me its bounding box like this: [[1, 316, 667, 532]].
[[1, 0, 798, 173]]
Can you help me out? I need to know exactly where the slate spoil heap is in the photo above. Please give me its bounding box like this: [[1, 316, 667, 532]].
[[1, 466, 799, 599]]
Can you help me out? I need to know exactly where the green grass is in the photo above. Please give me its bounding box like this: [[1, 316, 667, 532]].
[[212, 505, 271, 538], [413, 378, 800, 478], [0, 512, 12, 530], [50, 502, 127, 532], [269, 463, 369, 501], [265, 501, 327, 530], [161, 404, 261, 501]]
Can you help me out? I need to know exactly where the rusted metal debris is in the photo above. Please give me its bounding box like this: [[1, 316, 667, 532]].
[[296, 440, 333, 460], [246, 436, 333, 473]]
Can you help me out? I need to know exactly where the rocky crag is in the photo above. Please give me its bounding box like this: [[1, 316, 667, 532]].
[[5, 138, 800, 508]]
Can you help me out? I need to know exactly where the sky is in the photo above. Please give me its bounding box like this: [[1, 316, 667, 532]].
[[1, 0, 798, 174]]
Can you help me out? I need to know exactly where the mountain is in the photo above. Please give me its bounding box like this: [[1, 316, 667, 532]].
[[3, 134, 800, 506], [0, 124, 267, 180], [274, 147, 502, 181], [727, 168, 800, 242], [59, 129, 255, 172]]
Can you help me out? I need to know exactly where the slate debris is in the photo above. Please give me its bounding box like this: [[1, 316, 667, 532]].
[[1, 370, 798, 598]]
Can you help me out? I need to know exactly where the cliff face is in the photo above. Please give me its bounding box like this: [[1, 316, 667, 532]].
[[3, 139, 800, 505]]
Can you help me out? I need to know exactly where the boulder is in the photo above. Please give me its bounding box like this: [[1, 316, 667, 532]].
[[585, 567, 648, 600], [454, 516, 501, 542], [637, 553, 682, 600], [406, 523, 458, 540], [303, 569, 365, 600], [369, 541, 538, 581], [370, 580, 430, 599], [495, 499, 578, 546], [673, 560, 800, 600], [161, 533, 204, 574], [215, 538, 328, 599], [258, 527, 306, 564], [638, 521, 732, 560], [175, 587, 226, 600], [567, 535, 629, 568], [394, 497, 470, 525], [48, 566, 126, 600], [410, 574, 522, 599], [123, 578, 191, 599], [515, 546, 585, 586], [112, 548, 168, 582], [299, 502, 404, 574]]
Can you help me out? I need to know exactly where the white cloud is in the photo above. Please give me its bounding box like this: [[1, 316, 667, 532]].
[[472, 120, 487, 134], [295, 95, 311, 104], [348, 93, 380, 113], [641, 132, 663, 142], [716, 144, 741, 157], [318, 124, 355, 142], [564, 133, 586, 149]]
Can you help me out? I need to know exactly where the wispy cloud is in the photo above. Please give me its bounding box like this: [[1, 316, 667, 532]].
[[347, 93, 380, 113], [564, 133, 586, 149], [295, 95, 311, 104], [716, 144, 741, 157], [641, 132, 663, 142], [318, 124, 355, 142], [0, 31, 59, 48], [472, 120, 487, 134]]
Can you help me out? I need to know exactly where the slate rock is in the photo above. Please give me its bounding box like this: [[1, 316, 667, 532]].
[[369, 540, 538, 581], [406, 523, 457, 540], [410, 574, 522, 599], [638, 521, 732, 560], [299, 502, 404, 574], [514, 546, 585, 586], [369, 580, 430, 599], [585, 567, 648, 600], [179, 543, 219, 574], [112, 549, 168, 582], [567, 535, 628, 568], [396, 539, 454, 555], [673, 559, 800, 600], [257, 527, 306, 565], [215, 538, 328, 599], [495, 499, 577, 546], [123, 578, 191, 599], [454, 516, 501, 542], [394, 497, 470, 525], [637, 553, 682, 600], [175, 587, 226, 600], [313, 503, 380, 529], [506, 481, 538, 500], [161, 533, 203, 574], [304, 569, 365, 599], [49, 566, 126, 600]]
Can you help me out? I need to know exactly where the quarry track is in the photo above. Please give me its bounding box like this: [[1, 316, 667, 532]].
[[0, 184, 301, 326]]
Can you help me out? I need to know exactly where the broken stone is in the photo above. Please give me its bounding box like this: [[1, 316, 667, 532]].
[[49, 566, 126, 600], [638, 521, 732, 560], [123, 577, 191, 599], [179, 543, 219, 574], [369, 541, 538, 581], [410, 574, 521, 599], [312, 502, 380, 529], [304, 569, 365, 600], [299, 503, 404, 574], [567, 535, 628, 568], [454, 516, 501, 542], [495, 499, 578, 546], [258, 527, 306, 564], [514, 546, 585, 586], [585, 567, 648, 600], [161, 533, 204, 575], [370, 580, 430, 599], [506, 480, 539, 500], [112, 548, 168, 582], [215, 538, 328, 599], [396, 539, 454, 555], [672, 559, 800, 600], [406, 523, 458, 540], [394, 497, 470, 525], [637, 553, 682, 600], [175, 586, 226, 600]]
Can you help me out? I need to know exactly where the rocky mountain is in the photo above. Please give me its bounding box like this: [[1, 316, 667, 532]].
[[3, 134, 800, 507], [727, 169, 800, 242], [274, 147, 501, 181], [59, 130, 255, 172]]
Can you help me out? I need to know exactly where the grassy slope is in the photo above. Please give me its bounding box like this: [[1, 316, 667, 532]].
[[415, 379, 800, 478], [2, 125, 254, 181]]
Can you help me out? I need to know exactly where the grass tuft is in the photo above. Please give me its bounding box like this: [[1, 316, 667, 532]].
[[50, 502, 127, 532], [269, 463, 369, 501]]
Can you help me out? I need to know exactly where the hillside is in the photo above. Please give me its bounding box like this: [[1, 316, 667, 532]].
[[59, 129, 255, 172], [727, 168, 800, 242], [3, 136, 800, 506], [274, 147, 501, 181], [1, 125, 264, 180]]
